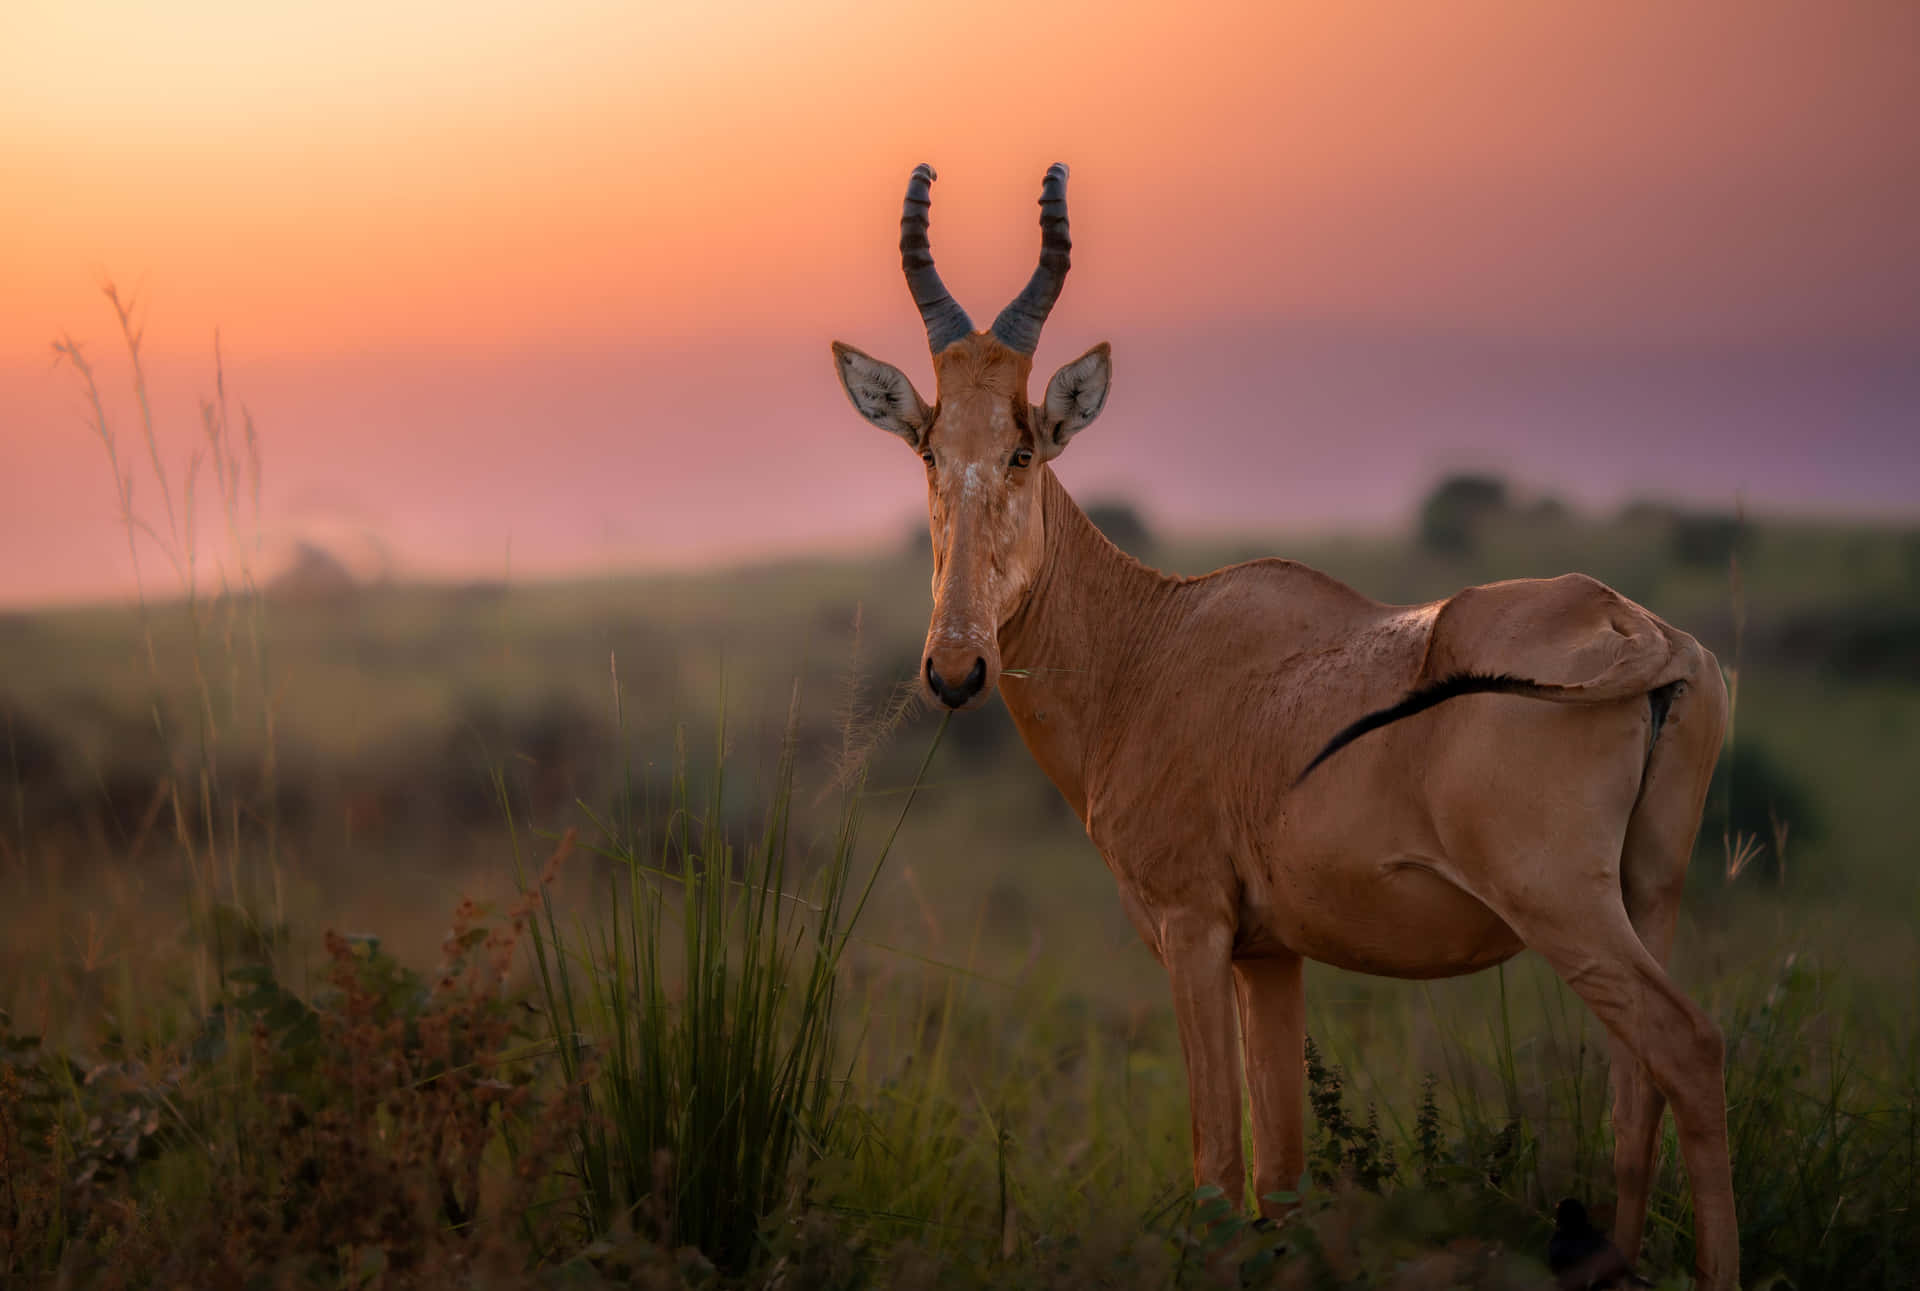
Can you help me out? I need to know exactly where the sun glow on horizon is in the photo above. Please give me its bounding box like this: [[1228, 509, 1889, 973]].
[[7, 0, 1911, 359], [2, 1, 1915, 606]]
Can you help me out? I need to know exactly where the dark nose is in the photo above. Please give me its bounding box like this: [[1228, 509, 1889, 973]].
[[926, 656, 987, 709]]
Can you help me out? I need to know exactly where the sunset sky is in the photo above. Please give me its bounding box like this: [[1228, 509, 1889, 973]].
[[3, 0, 1916, 605]]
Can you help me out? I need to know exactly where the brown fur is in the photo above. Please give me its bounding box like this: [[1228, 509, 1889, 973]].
[[835, 257, 1736, 1291]]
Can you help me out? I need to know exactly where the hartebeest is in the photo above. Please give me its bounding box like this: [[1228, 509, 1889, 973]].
[[831, 165, 1737, 1289]]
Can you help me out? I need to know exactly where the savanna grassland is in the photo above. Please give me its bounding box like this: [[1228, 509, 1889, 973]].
[[3, 339, 1917, 1289]]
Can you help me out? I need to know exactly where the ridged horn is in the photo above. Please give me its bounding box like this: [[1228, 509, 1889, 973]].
[[990, 163, 1071, 355], [900, 164, 974, 354]]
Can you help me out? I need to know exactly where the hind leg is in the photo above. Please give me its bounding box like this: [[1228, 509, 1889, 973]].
[[1607, 811, 1687, 1263], [1609, 794, 1690, 1263], [1502, 891, 1737, 1291], [1612, 671, 1729, 1263]]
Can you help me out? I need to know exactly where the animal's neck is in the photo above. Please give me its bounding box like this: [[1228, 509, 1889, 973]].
[[997, 468, 1182, 820]]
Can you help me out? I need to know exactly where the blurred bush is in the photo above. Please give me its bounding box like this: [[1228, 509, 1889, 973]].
[[1670, 511, 1749, 569], [1773, 603, 1920, 683], [1417, 474, 1510, 555], [1082, 498, 1156, 559], [1696, 739, 1824, 887], [1415, 474, 1575, 559], [1619, 500, 1750, 569]]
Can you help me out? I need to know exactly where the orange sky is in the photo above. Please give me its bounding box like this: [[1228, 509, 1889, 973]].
[[3, 1, 1917, 604]]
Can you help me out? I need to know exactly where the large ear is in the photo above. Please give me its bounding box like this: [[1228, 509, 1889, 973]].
[[1036, 342, 1111, 457], [832, 342, 932, 446]]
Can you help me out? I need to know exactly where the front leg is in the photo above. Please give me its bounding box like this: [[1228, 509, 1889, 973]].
[[1162, 911, 1245, 1203], [1234, 953, 1305, 1219]]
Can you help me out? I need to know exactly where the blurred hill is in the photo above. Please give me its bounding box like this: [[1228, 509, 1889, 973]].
[[2, 485, 1915, 921]]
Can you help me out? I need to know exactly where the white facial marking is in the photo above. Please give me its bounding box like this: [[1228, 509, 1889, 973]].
[[924, 394, 1046, 672], [935, 623, 996, 650]]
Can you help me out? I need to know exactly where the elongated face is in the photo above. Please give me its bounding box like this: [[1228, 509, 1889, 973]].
[[833, 333, 1110, 709], [831, 163, 1109, 709]]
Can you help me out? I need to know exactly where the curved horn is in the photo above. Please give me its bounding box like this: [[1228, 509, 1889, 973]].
[[990, 163, 1071, 354], [900, 164, 974, 354]]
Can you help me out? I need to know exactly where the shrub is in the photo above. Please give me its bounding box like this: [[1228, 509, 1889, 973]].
[[1417, 475, 1510, 556], [1697, 739, 1824, 887]]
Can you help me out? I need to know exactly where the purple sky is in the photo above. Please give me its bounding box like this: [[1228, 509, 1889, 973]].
[[5, 1, 1917, 606]]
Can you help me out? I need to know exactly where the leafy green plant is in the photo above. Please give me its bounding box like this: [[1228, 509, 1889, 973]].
[[1304, 1034, 1397, 1192]]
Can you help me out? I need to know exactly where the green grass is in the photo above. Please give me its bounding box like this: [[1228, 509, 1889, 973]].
[[8, 663, 1920, 1286]]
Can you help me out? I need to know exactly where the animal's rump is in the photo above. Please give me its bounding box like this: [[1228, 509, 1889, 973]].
[[1421, 573, 1689, 703]]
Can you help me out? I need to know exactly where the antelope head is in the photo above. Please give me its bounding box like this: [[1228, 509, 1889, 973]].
[[833, 164, 1112, 710]]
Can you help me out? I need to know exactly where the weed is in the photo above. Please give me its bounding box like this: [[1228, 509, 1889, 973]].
[[1304, 1034, 1397, 1192]]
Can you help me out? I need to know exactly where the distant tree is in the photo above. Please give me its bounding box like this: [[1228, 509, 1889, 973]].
[[1669, 511, 1748, 569], [268, 542, 357, 601], [1617, 501, 1751, 570], [1083, 499, 1155, 558], [1417, 474, 1509, 555]]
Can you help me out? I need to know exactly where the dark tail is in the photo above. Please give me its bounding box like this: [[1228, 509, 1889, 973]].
[[1293, 672, 1677, 788]]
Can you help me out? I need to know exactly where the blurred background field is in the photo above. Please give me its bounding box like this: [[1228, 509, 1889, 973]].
[[4, 457, 1918, 1285], [7, 483, 1917, 953]]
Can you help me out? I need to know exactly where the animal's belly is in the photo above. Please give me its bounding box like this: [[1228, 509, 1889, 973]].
[[1239, 859, 1523, 979]]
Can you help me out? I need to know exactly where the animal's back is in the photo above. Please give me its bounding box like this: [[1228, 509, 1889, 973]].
[[1159, 558, 1441, 780], [1099, 558, 1705, 848]]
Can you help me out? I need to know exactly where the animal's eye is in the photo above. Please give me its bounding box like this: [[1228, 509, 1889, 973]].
[[1011, 447, 1034, 468], [921, 451, 936, 467]]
